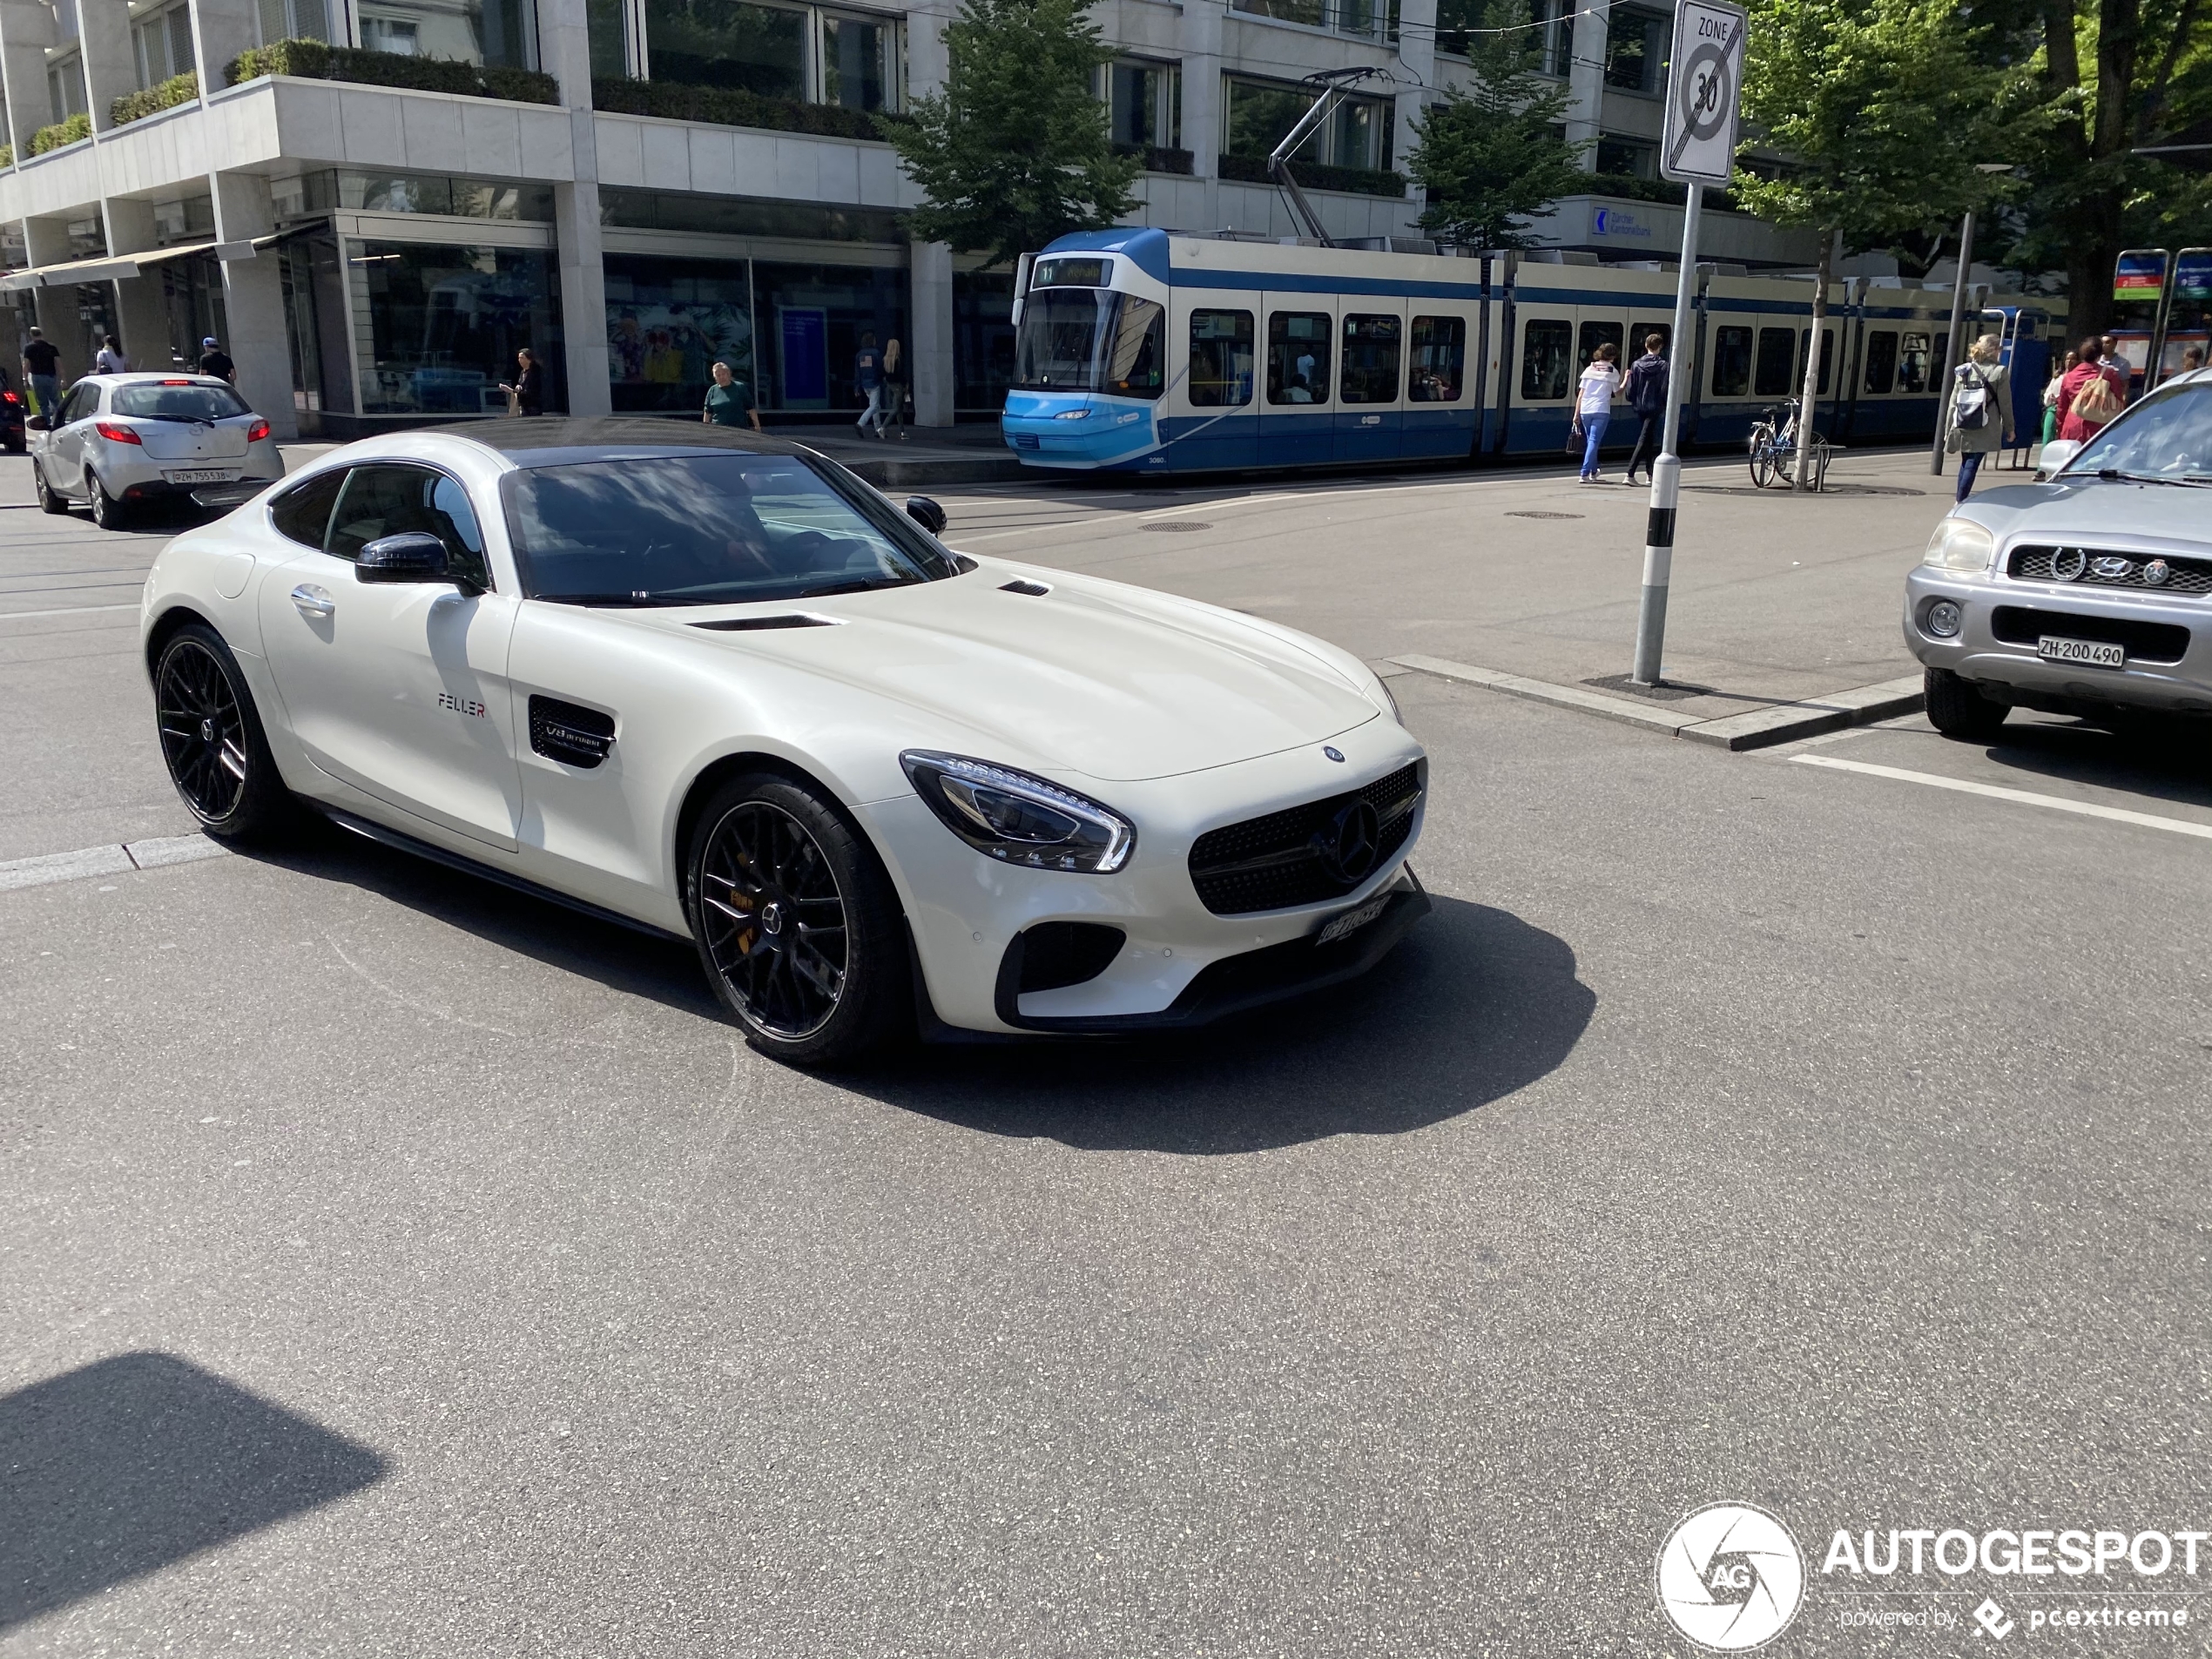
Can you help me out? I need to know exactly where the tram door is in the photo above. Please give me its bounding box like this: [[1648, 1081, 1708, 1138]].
[[2110, 248, 2172, 397], [2155, 249, 2212, 384], [1335, 300, 1406, 463], [1404, 306, 1478, 459], [1259, 296, 1337, 467], [1625, 312, 1673, 436]]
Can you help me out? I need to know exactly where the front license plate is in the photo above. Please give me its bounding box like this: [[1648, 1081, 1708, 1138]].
[[2036, 635, 2126, 668], [1316, 895, 1389, 947], [165, 468, 240, 484]]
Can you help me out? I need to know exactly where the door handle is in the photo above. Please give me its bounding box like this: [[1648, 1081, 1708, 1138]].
[[291, 583, 334, 619]]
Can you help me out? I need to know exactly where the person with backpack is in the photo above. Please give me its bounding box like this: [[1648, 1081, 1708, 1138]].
[[1945, 333, 2013, 502], [2056, 335, 2125, 443], [1620, 333, 1669, 486]]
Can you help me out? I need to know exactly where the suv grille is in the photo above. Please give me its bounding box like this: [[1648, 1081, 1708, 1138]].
[[1188, 762, 1422, 915], [1990, 605, 2190, 662], [2009, 544, 2212, 596]]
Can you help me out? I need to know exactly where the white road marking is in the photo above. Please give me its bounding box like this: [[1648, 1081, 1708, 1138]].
[[0, 602, 139, 623], [0, 833, 227, 893], [1791, 753, 2212, 842]]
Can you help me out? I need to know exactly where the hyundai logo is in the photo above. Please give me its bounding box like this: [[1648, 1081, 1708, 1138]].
[[1315, 799, 1381, 884], [2093, 556, 2134, 578]]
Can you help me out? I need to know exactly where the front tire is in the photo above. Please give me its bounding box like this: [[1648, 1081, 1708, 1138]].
[[1750, 442, 1777, 489], [33, 457, 68, 514], [87, 469, 129, 530], [685, 773, 909, 1067], [153, 622, 295, 840], [1925, 666, 2009, 743]]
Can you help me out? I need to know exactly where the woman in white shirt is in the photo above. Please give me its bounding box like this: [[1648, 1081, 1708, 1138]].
[[94, 334, 131, 375], [1574, 342, 1622, 482]]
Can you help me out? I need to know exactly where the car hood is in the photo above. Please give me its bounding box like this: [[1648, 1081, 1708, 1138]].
[[1964, 477, 2212, 545], [625, 558, 1382, 783]]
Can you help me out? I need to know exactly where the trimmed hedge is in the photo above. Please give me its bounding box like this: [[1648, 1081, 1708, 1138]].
[[1585, 172, 1739, 213], [30, 112, 91, 155], [0, 145, 13, 167], [1217, 150, 1406, 198], [590, 76, 908, 140], [226, 38, 559, 105], [112, 71, 199, 127]]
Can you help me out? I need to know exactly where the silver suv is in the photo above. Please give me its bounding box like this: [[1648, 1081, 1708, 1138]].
[[30, 373, 281, 530], [1905, 370, 2212, 739]]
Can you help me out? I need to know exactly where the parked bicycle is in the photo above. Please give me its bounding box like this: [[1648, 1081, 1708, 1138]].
[[1746, 404, 1834, 490]]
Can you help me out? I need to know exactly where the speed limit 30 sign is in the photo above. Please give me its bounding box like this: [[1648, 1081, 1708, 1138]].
[[1662, 0, 1745, 186]]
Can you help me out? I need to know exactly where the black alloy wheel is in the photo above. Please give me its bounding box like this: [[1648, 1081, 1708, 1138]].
[[687, 775, 907, 1066], [152, 623, 293, 840]]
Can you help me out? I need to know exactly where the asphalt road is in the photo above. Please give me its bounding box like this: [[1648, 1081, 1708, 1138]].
[[4, 462, 2211, 1656]]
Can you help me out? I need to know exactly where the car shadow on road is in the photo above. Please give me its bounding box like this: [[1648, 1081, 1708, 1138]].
[[848, 894, 1595, 1155], [0, 1352, 388, 1631], [1976, 715, 2212, 808]]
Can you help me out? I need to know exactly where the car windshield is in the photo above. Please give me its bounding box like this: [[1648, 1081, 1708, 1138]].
[[2065, 381, 2212, 482], [1014, 289, 1165, 399], [111, 382, 250, 421], [503, 452, 959, 606]]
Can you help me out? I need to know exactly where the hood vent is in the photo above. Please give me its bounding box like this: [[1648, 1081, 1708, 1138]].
[[690, 613, 841, 631], [1000, 579, 1052, 597]]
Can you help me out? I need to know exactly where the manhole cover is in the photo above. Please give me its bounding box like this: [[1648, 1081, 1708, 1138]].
[[1507, 509, 1584, 520], [1143, 521, 1213, 532]]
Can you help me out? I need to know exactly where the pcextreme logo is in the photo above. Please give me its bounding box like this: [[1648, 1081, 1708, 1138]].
[[1656, 1503, 1807, 1651]]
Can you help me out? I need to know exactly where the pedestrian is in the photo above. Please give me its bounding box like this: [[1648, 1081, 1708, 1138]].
[[198, 335, 235, 382], [701, 359, 761, 431], [2184, 344, 2206, 374], [21, 325, 60, 417], [1621, 332, 1668, 486], [2040, 349, 2074, 448], [2056, 335, 2125, 442], [854, 332, 885, 437], [93, 333, 131, 374], [499, 347, 543, 416], [1572, 341, 1621, 482], [1946, 333, 2014, 503], [880, 337, 907, 437]]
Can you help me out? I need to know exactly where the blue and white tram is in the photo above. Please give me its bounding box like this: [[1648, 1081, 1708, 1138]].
[[1001, 227, 2061, 474]]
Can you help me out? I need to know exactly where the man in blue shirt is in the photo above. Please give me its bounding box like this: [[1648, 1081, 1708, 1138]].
[[854, 333, 886, 437]]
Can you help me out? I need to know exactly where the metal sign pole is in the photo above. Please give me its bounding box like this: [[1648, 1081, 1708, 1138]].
[[1632, 185, 1703, 686], [1928, 209, 1975, 475]]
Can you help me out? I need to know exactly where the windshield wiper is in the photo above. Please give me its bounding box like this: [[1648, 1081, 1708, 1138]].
[[2097, 468, 2195, 486], [537, 591, 693, 607], [793, 577, 893, 598]]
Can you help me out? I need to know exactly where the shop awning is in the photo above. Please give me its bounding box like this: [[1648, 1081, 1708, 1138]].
[[0, 239, 256, 292]]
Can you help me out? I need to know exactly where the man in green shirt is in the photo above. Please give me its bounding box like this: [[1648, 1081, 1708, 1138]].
[[703, 360, 761, 431]]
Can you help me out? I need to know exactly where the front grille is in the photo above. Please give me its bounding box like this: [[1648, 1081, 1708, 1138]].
[[2009, 544, 2212, 596], [1012, 432, 1041, 451], [1989, 605, 2191, 663], [1188, 762, 1423, 916]]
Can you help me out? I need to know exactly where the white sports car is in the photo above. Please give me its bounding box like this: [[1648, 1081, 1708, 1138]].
[[140, 420, 1428, 1063]]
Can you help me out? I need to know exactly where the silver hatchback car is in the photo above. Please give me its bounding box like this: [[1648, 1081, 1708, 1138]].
[[1905, 370, 2212, 739], [29, 373, 281, 530]]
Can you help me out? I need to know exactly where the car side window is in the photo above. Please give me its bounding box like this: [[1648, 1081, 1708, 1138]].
[[56, 385, 91, 426], [269, 469, 349, 550], [327, 464, 491, 588]]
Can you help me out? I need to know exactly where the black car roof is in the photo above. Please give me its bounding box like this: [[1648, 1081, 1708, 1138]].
[[421, 416, 813, 469]]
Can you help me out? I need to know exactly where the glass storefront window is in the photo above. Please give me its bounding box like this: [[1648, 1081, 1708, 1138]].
[[276, 172, 554, 221], [346, 240, 563, 416], [605, 253, 756, 415], [753, 261, 908, 412], [645, 0, 807, 98], [954, 269, 1015, 413], [356, 0, 536, 67]]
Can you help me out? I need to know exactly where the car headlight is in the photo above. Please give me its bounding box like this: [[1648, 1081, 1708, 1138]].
[[1054, 408, 1089, 420], [1923, 516, 1995, 572], [900, 751, 1136, 873]]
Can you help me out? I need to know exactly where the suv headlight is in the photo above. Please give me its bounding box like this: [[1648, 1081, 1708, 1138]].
[[1923, 516, 1995, 572], [900, 751, 1136, 873]]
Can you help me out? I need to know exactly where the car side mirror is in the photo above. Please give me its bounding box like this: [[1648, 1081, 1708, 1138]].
[[905, 495, 948, 535], [2034, 438, 2081, 481], [25, 414, 48, 432], [356, 532, 456, 585]]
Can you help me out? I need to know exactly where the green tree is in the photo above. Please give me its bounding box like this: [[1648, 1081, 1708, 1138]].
[[1735, 0, 2009, 483], [888, 0, 1141, 269], [1407, 0, 1588, 247]]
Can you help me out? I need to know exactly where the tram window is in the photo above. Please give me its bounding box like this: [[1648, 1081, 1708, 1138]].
[[1189, 309, 1255, 407], [1797, 328, 1834, 395], [1897, 333, 1932, 394], [1711, 326, 1752, 396], [1521, 319, 1573, 400], [1341, 314, 1402, 403], [1862, 330, 1898, 394], [1754, 327, 1796, 396], [1578, 319, 1624, 369], [1409, 315, 1466, 401], [1268, 311, 1332, 404], [1015, 291, 1164, 399]]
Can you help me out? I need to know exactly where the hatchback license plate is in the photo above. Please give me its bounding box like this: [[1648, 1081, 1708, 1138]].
[[1317, 894, 1389, 946], [2036, 635, 2126, 668], [165, 468, 240, 484]]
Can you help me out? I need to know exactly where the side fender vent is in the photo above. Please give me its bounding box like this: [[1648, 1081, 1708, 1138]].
[[690, 613, 840, 631], [1000, 579, 1052, 597], [529, 696, 616, 769]]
